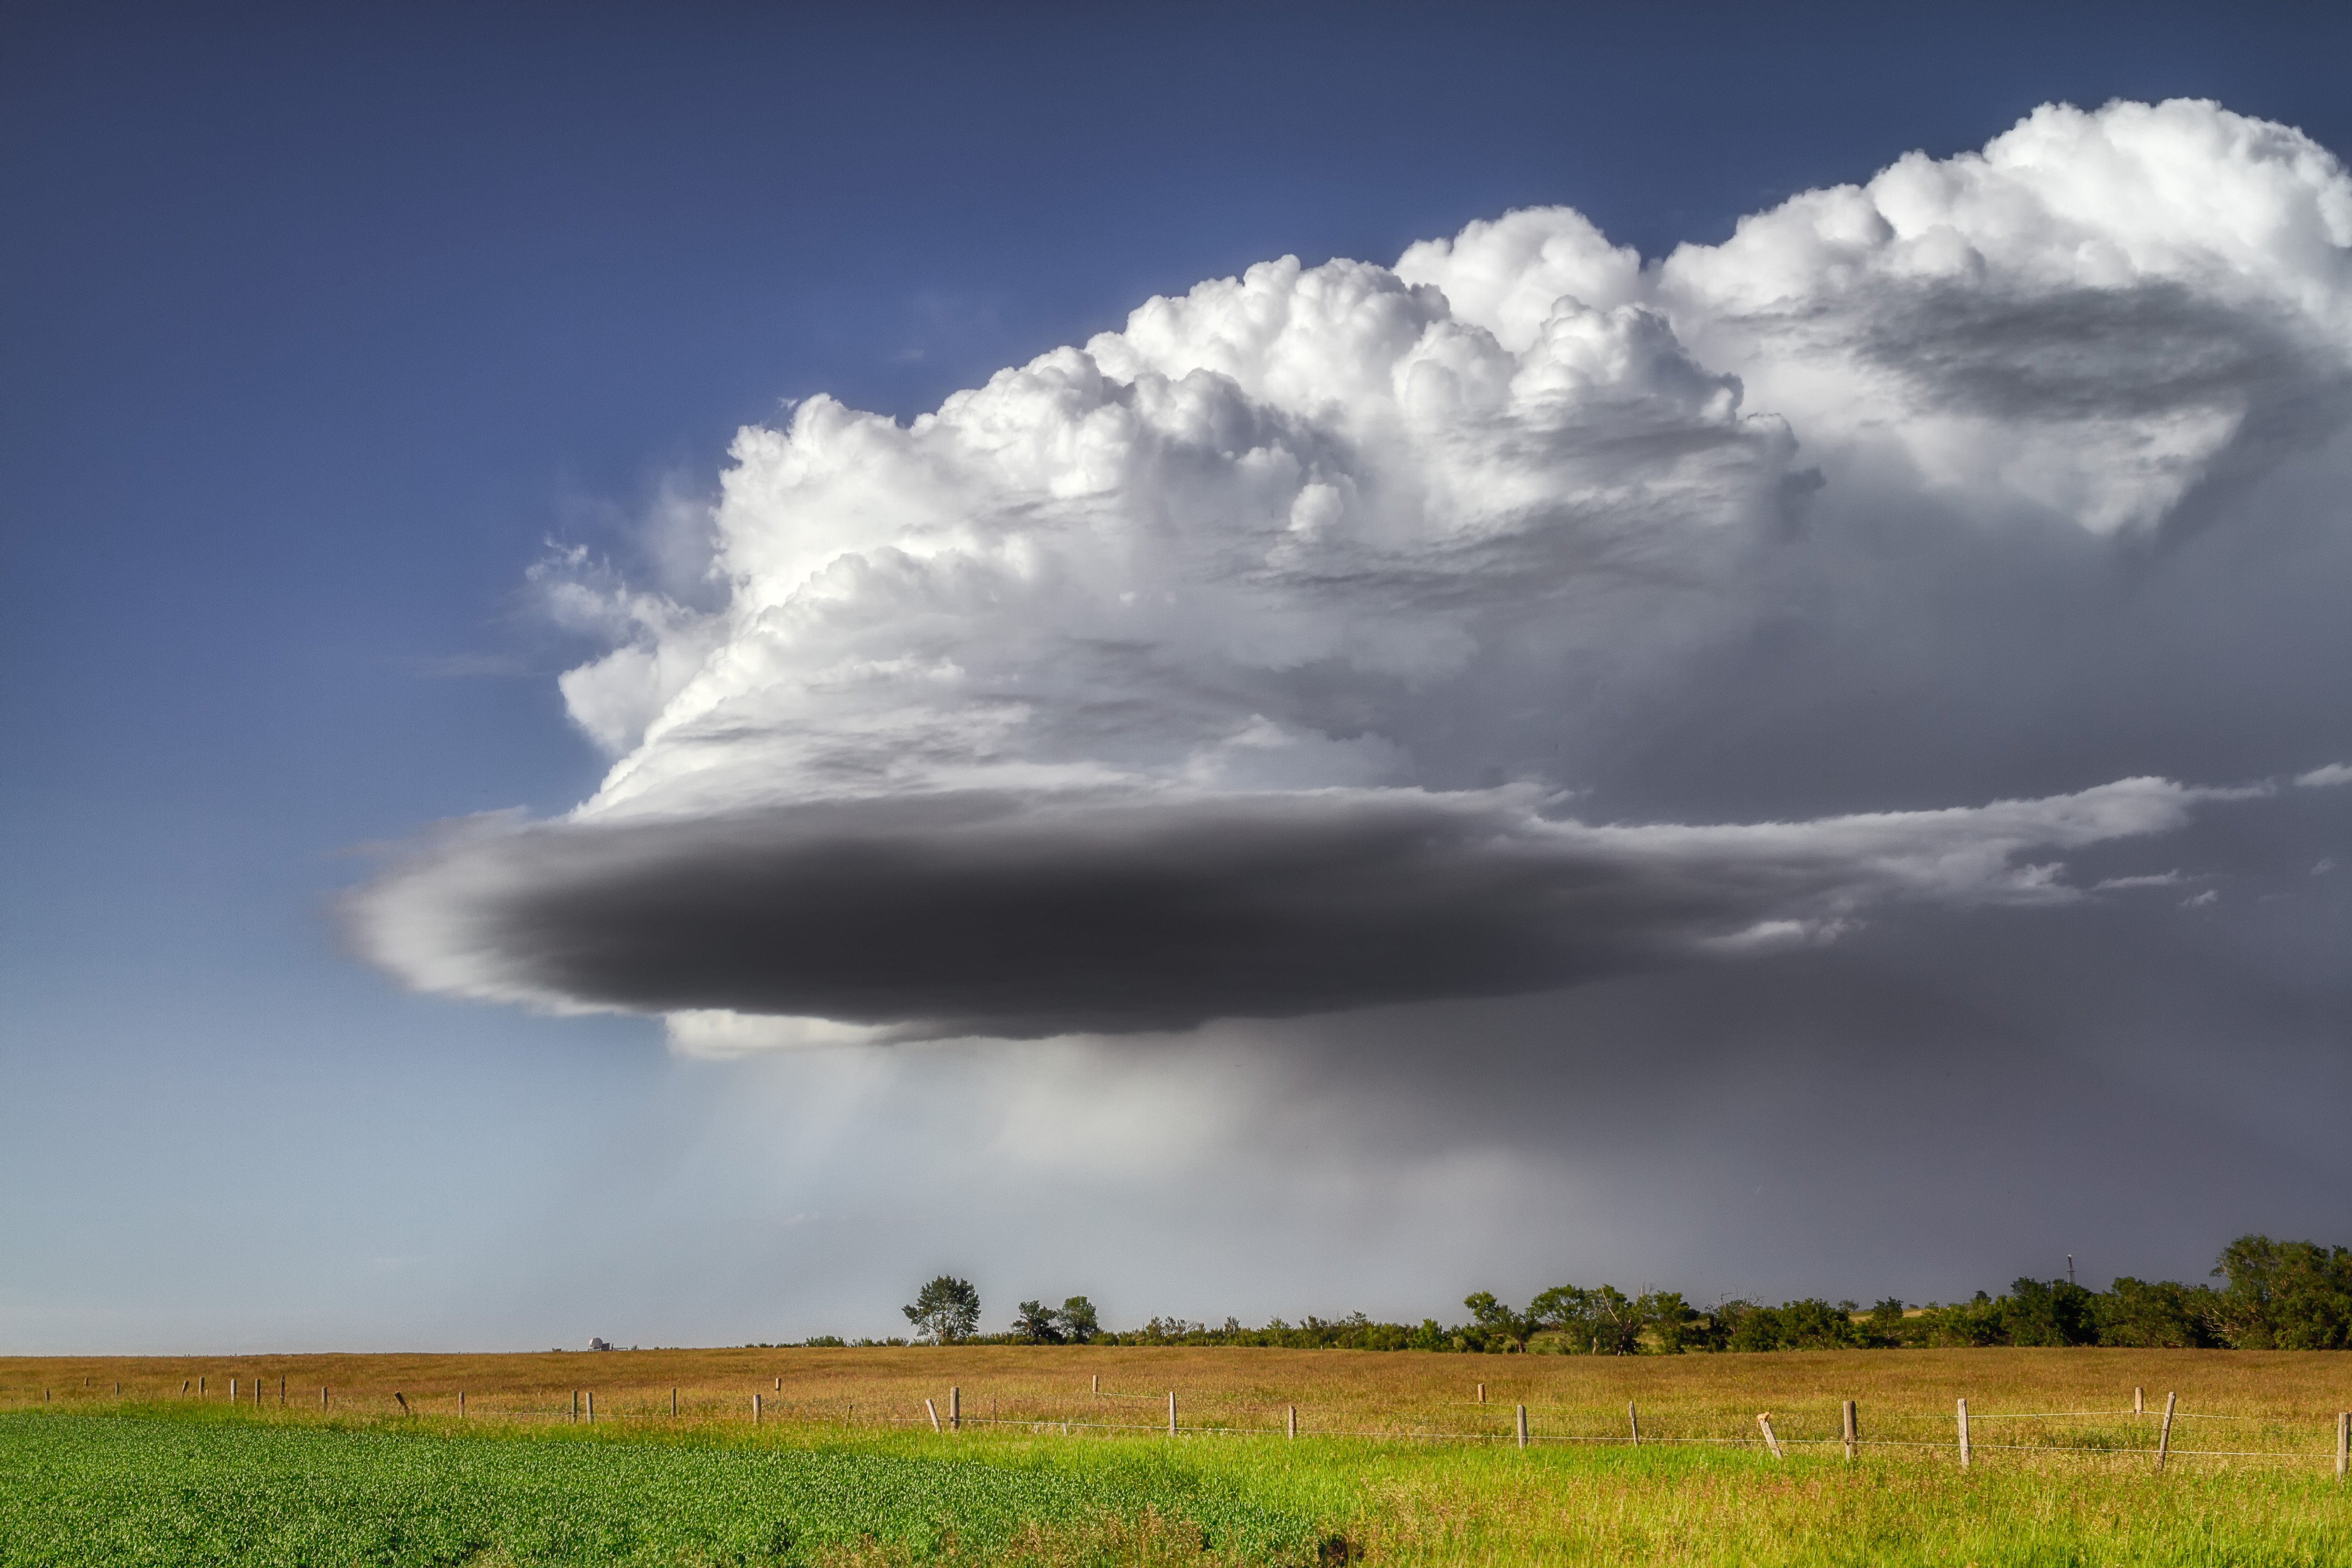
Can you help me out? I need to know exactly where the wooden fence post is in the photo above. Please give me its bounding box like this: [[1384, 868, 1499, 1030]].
[[320, 1386, 328, 1410], [1516, 1404, 1529, 1450], [2336, 1411, 2347, 1483], [1956, 1398, 1970, 1468], [753, 1392, 761, 1424], [230, 1378, 237, 1403], [585, 1391, 593, 1424], [459, 1390, 465, 1418], [279, 1377, 284, 1406], [1476, 1382, 1486, 1404], [1843, 1399, 1858, 1461], [1286, 1405, 1297, 1440], [571, 1390, 578, 1422], [1167, 1391, 1177, 1437], [2155, 1392, 2176, 1474], [2134, 1386, 2144, 1414], [949, 1387, 960, 1432], [1756, 1413, 1783, 1460], [925, 1398, 941, 1433], [1091, 1374, 1099, 1395], [200, 1377, 206, 1396], [1628, 1401, 1640, 1446], [671, 1387, 678, 1418]]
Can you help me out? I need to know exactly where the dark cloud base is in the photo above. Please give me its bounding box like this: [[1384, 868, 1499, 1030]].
[[389, 790, 1862, 1037]]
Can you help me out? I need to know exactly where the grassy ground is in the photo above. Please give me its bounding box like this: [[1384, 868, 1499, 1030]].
[[3, 1349, 2347, 1565], [0, 1409, 1320, 1567]]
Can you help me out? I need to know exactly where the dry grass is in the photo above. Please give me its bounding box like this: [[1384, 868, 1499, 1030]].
[[6, 1345, 2347, 1457]]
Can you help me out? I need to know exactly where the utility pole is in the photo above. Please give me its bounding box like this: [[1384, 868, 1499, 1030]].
[[2067, 1255, 2075, 1287]]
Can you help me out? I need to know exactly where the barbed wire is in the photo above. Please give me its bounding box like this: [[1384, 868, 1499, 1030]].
[[7, 1389, 2344, 1469]]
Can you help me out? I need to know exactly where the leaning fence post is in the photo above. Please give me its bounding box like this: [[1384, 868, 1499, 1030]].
[[1167, 1391, 1177, 1437], [1628, 1401, 1640, 1446], [1957, 1398, 1970, 1468], [1756, 1413, 1784, 1460], [2337, 1411, 2347, 1483], [1843, 1399, 1858, 1461], [925, 1397, 941, 1433], [2155, 1392, 2176, 1474], [949, 1387, 960, 1432], [1516, 1404, 1529, 1449], [1286, 1405, 1297, 1440]]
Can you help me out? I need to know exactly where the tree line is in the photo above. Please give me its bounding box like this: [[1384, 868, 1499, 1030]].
[[766, 1236, 2351, 1352]]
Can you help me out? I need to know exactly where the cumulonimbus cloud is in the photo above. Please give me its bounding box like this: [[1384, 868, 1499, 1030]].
[[347, 98, 2352, 1048]]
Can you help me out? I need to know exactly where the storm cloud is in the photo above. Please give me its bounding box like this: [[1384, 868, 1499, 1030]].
[[350, 776, 2255, 1041], [350, 98, 2352, 1063]]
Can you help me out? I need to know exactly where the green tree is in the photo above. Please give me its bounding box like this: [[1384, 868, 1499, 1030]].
[[1584, 1286, 1646, 1354], [1523, 1284, 1650, 1353], [1727, 1298, 1860, 1351], [1862, 1298, 1912, 1347], [2094, 1277, 2217, 1348], [1011, 1299, 1063, 1343], [2208, 1235, 2352, 1349], [1055, 1296, 1100, 1344], [2001, 1278, 2099, 1346], [1921, 1292, 2008, 1347], [902, 1275, 981, 1344], [1461, 1291, 1534, 1352], [1637, 1291, 1701, 1353]]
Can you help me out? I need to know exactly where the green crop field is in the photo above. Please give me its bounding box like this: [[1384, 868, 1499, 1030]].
[[3, 1348, 2350, 1566], [0, 1411, 1323, 1567]]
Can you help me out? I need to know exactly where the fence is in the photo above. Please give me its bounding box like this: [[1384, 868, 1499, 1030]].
[[13, 1376, 2347, 1478]]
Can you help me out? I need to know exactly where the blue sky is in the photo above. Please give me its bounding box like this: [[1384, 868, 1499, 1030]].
[[5, 3, 2349, 1352]]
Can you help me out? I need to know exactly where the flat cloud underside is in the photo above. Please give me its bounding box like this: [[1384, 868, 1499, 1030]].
[[351, 783, 2196, 1038]]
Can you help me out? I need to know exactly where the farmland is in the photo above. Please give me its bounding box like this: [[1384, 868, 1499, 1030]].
[[3, 1348, 2349, 1565]]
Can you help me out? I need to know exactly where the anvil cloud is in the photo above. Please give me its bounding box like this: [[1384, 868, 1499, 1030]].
[[349, 99, 2352, 1052]]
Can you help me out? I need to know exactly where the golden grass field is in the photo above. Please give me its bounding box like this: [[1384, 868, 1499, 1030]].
[[7, 1347, 2350, 1564], [7, 1344, 2349, 1450]]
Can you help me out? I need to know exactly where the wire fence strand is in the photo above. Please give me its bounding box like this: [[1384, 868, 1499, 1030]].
[[11, 1385, 2347, 1472]]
